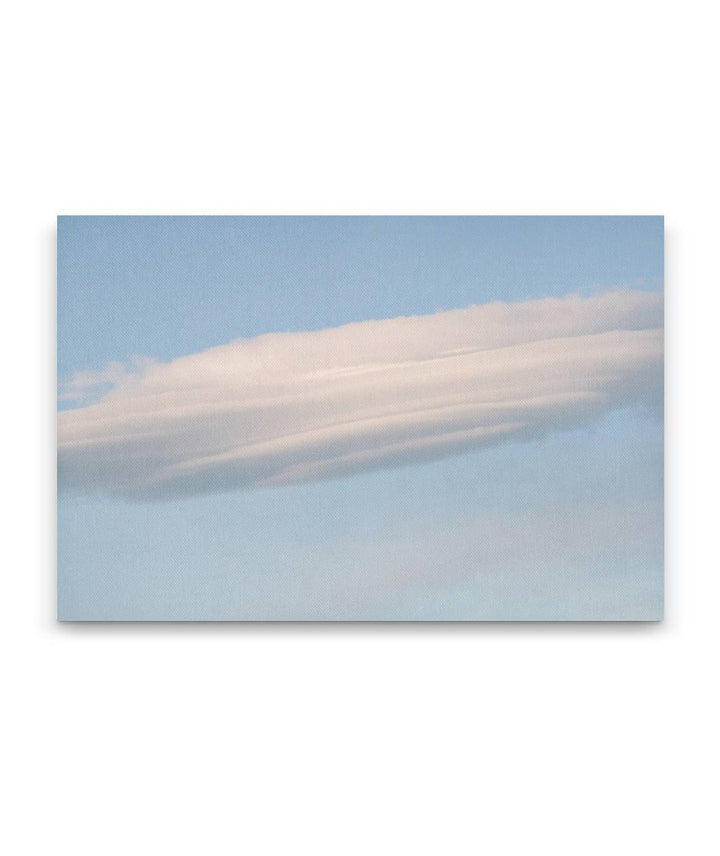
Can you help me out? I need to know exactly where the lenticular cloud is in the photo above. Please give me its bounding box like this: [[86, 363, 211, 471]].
[[58, 290, 663, 500]]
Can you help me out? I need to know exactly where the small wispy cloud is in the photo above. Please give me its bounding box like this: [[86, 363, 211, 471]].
[[58, 290, 663, 500], [58, 357, 155, 402]]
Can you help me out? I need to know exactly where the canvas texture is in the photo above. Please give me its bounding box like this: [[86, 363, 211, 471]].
[[57, 216, 664, 621]]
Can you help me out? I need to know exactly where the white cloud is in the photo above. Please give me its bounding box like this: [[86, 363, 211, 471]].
[[58, 290, 663, 499]]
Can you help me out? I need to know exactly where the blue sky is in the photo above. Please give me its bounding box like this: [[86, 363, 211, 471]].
[[57, 216, 663, 620]]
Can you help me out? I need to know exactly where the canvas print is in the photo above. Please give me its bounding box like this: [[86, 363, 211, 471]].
[[57, 216, 664, 621]]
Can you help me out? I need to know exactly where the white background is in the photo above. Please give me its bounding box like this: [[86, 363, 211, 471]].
[[2, 1, 718, 853]]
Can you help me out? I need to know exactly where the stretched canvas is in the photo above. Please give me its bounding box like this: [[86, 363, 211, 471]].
[[57, 216, 664, 621]]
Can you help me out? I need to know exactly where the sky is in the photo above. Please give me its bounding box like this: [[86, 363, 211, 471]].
[[57, 216, 664, 620]]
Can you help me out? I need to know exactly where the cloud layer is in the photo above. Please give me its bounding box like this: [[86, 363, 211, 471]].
[[58, 291, 663, 500]]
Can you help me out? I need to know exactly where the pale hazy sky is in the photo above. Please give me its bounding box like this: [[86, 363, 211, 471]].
[[58, 216, 663, 620]]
